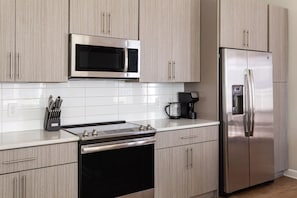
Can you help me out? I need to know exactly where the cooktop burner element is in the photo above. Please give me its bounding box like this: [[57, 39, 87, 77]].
[[63, 121, 156, 141]]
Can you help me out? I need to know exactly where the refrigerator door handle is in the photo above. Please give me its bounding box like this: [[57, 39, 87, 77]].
[[244, 71, 250, 137], [249, 69, 255, 136]]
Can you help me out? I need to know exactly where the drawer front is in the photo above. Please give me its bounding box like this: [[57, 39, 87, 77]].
[[0, 142, 77, 175], [155, 126, 218, 149]]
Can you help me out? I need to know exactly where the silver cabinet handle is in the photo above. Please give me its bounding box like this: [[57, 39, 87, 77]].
[[186, 148, 189, 169], [243, 30, 246, 47], [168, 61, 172, 80], [190, 148, 193, 168], [21, 175, 26, 198], [247, 30, 250, 48], [9, 52, 13, 79], [108, 13, 111, 35], [16, 53, 20, 79], [172, 61, 175, 80], [180, 136, 198, 140], [13, 177, 17, 198], [2, 157, 36, 165], [102, 12, 106, 34]]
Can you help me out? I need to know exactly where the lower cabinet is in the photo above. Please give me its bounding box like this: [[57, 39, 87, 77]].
[[0, 142, 78, 198], [0, 163, 78, 198], [155, 126, 218, 198]]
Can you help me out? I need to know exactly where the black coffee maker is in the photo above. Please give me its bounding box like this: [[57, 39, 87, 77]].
[[178, 92, 199, 119]]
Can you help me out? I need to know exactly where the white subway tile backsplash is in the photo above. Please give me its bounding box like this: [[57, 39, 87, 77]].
[[85, 114, 119, 123], [46, 88, 85, 98], [2, 83, 46, 89], [61, 107, 85, 118], [2, 88, 46, 100], [2, 99, 46, 110], [61, 98, 85, 108], [0, 80, 184, 132], [61, 117, 86, 126], [86, 105, 118, 116], [119, 87, 147, 96], [84, 80, 118, 88], [86, 88, 118, 97], [86, 97, 118, 106], [2, 120, 42, 132], [118, 96, 147, 105], [119, 104, 147, 114]]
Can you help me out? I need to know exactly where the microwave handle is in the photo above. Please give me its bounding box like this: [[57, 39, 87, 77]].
[[124, 48, 128, 72]]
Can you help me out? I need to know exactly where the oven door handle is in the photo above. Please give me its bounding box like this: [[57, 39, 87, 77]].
[[81, 137, 155, 154]]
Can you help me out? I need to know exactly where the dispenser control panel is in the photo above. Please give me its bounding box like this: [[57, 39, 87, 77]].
[[232, 85, 243, 115]]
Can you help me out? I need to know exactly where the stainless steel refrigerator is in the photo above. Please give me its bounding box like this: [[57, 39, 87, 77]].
[[219, 48, 274, 195]]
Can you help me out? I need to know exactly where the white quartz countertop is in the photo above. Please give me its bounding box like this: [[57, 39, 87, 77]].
[[0, 130, 79, 151], [132, 119, 220, 132]]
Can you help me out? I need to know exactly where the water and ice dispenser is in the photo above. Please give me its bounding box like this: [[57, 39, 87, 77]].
[[232, 85, 244, 115]]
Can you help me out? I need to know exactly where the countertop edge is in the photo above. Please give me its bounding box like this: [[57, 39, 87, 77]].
[[156, 121, 220, 132]]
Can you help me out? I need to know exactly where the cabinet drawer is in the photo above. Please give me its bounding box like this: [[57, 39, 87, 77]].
[[155, 126, 218, 149], [0, 142, 77, 175]]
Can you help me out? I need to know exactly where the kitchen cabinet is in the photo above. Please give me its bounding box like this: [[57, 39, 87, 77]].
[[70, 0, 138, 40], [269, 5, 288, 177], [220, 0, 268, 51], [0, 0, 68, 82], [139, 0, 200, 82], [0, 164, 77, 198], [269, 5, 288, 83], [0, 142, 78, 198], [155, 126, 218, 198], [273, 83, 288, 177]]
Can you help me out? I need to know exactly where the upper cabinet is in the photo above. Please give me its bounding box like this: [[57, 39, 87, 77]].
[[220, 0, 268, 51], [0, 0, 68, 82], [139, 0, 200, 82], [70, 0, 139, 40], [269, 5, 288, 83]]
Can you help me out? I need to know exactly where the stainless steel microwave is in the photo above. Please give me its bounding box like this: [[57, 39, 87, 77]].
[[69, 34, 140, 79]]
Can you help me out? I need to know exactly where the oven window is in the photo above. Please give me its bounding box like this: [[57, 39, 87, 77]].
[[81, 144, 154, 198], [76, 44, 125, 72]]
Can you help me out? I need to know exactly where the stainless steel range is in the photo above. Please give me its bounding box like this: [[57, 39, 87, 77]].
[[63, 121, 156, 198]]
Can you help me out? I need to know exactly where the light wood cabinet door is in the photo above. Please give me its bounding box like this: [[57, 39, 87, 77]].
[[70, 0, 138, 40], [139, 0, 172, 82], [15, 0, 68, 82], [220, 0, 247, 49], [273, 83, 288, 176], [0, 0, 15, 82], [220, 0, 267, 51], [23, 163, 78, 198], [107, 0, 138, 40], [269, 5, 288, 83], [155, 146, 188, 198], [188, 141, 218, 197], [247, 0, 267, 52], [0, 173, 18, 198], [70, 0, 106, 37], [172, 0, 200, 82], [140, 0, 200, 83]]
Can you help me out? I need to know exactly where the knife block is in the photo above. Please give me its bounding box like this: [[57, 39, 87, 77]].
[[44, 107, 61, 131]]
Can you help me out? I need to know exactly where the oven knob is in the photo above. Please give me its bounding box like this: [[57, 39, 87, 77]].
[[139, 125, 145, 131], [146, 124, 153, 130], [92, 129, 98, 136], [83, 130, 90, 137]]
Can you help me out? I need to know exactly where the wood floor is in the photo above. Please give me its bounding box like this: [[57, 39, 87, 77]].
[[225, 177, 297, 198]]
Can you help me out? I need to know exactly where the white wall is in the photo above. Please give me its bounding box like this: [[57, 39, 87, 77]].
[[268, 0, 297, 174], [0, 80, 183, 133]]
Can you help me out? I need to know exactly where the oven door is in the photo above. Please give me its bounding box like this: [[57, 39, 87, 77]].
[[80, 137, 154, 198]]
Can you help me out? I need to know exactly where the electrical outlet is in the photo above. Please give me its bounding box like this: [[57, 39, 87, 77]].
[[8, 103, 17, 117]]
